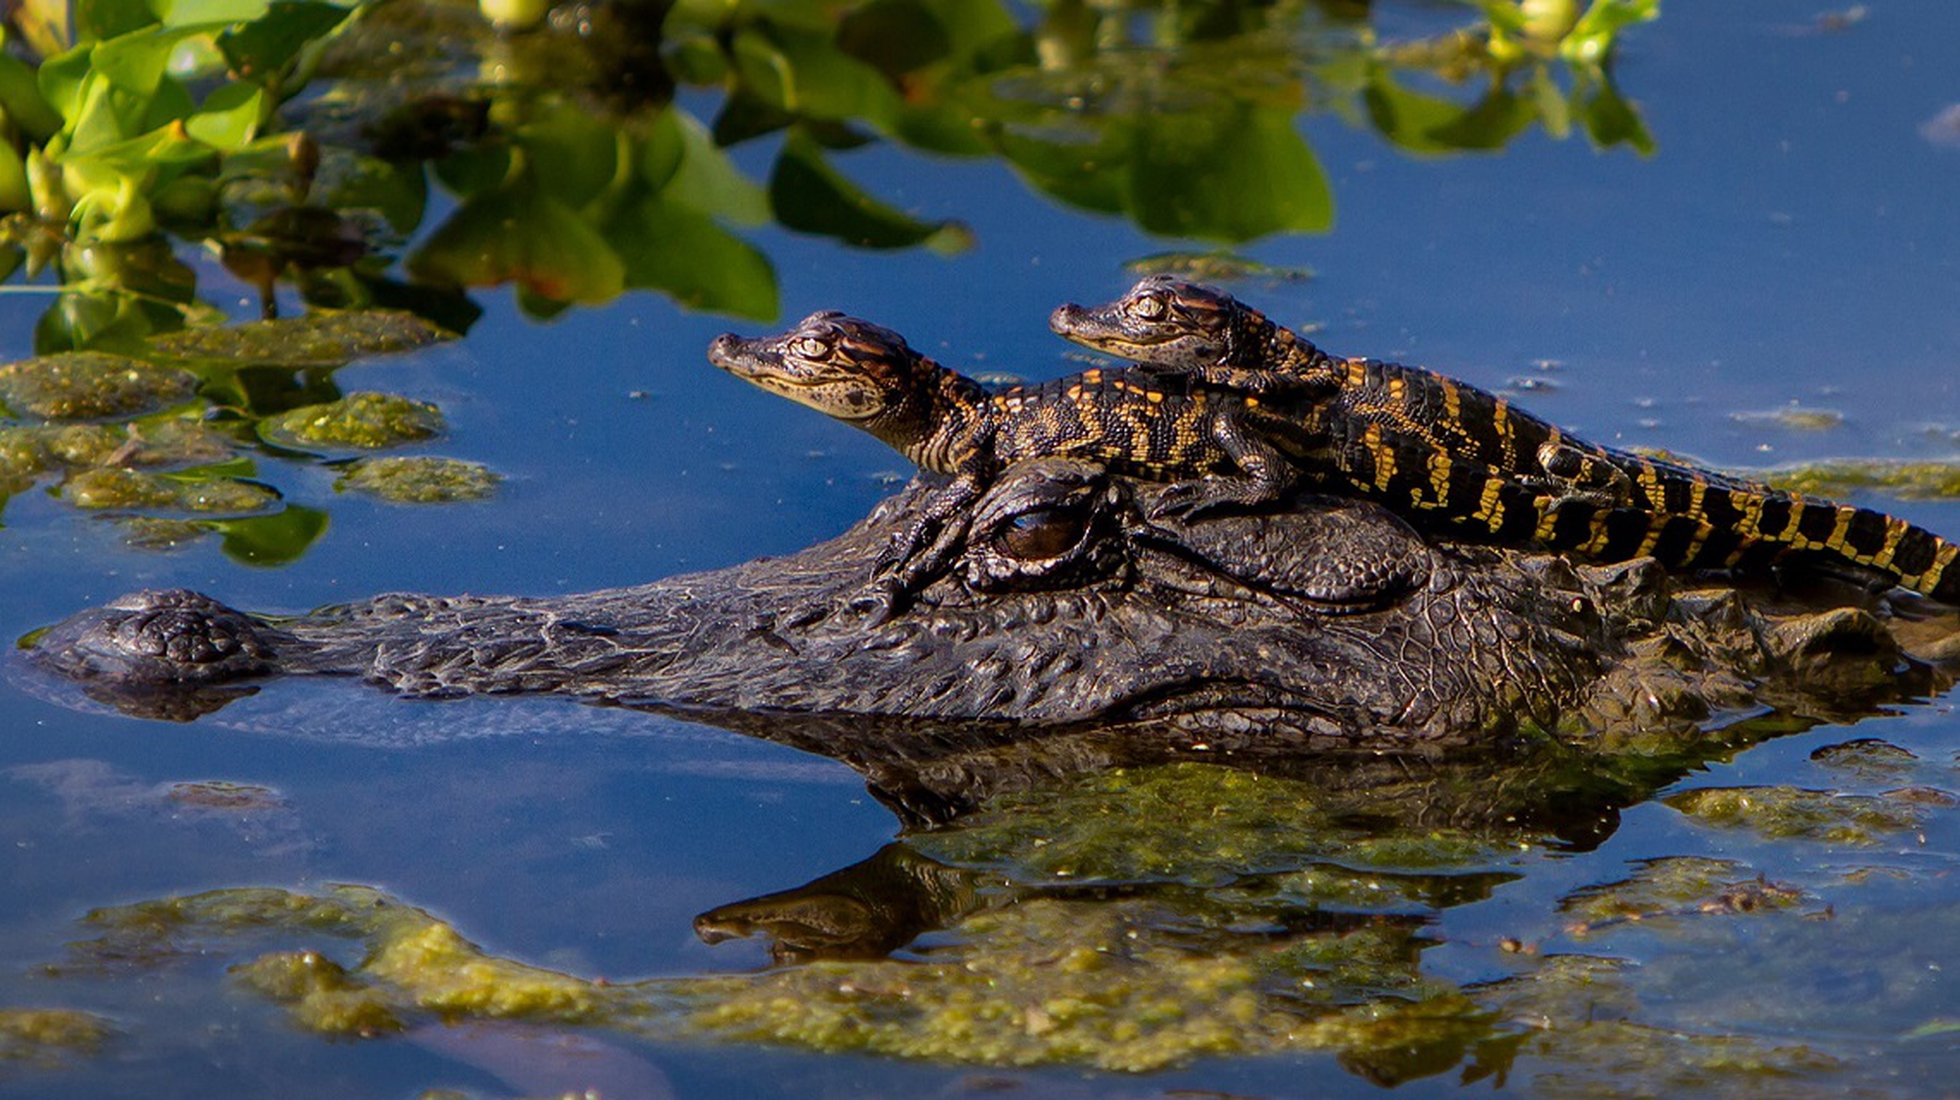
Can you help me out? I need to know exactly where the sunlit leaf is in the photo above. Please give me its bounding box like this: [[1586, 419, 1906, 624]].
[[211, 503, 327, 565], [408, 185, 626, 305], [88, 25, 206, 96], [35, 46, 97, 121], [184, 81, 264, 148], [605, 189, 777, 319], [769, 130, 970, 250], [150, 0, 273, 26], [1565, 0, 1659, 64], [1530, 66, 1570, 139]]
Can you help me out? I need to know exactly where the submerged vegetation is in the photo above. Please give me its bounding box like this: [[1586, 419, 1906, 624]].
[[42, 749, 1946, 1086]]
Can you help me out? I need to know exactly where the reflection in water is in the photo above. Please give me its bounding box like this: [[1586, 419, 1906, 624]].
[[37, 750, 1920, 1084]]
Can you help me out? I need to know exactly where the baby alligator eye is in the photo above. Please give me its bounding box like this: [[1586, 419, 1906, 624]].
[[1128, 293, 1167, 321], [794, 335, 831, 359], [996, 505, 1089, 561]]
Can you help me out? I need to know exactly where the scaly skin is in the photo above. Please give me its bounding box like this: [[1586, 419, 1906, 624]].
[[1051, 277, 1960, 604], [708, 311, 1320, 599]]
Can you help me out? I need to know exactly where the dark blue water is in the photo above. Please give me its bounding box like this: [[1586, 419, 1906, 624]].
[[3, 3, 1960, 1096]]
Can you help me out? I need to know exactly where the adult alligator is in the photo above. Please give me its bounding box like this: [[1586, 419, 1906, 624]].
[[23, 458, 1952, 822]]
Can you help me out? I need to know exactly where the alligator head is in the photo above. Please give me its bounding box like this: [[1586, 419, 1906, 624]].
[[1048, 275, 1245, 364]]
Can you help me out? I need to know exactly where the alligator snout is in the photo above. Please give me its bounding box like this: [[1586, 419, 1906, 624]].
[[705, 332, 743, 367]]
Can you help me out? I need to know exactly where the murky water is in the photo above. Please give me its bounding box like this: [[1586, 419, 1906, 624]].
[[4, 2, 1960, 1096]]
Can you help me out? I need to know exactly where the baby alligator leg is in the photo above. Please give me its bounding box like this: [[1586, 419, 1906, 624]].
[[1530, 442, 1635, 508], [1151, 409, 1296, 519], [856, 472, 986, 620]]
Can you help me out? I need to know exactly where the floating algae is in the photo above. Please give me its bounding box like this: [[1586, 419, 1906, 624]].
[[337, 456, 500, 502], [260, 392, 445, 452], [0, 352, 198, 421]]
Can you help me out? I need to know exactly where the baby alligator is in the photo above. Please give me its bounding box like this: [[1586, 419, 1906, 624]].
[[1051, 276, 1960, 603], [708, 311, 1315, 598]]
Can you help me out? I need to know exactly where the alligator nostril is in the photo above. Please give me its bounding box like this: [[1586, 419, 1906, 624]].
[[706, 334, 740, 365], [1047, 304, 1082, 332]]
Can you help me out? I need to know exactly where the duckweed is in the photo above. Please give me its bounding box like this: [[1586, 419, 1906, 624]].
[[261, 393, 445, 451], [1121, 252, 1315, 283], [0, 352, 198, 421], [1732, 406, 1844, 432], [63, 469, 279, 514], [337, 456, 501, 502], [0, 1008, 114, 1066], [1767, 459, 1960, 501], [1664, 785, 1945, 844], [915, 764, 1508, 886], [1559, 857, 1803, 932], [149, 311, 451, 366]]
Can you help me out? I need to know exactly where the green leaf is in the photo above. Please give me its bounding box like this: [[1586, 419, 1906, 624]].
[[0, 142, 29, 213], [0, 53, 63, 138], [211, 503, 327, 566], [990, 120, 1126, 216], [216, 1, 352, 83], [659, 109, 768, 225], [1581, 76, 1654, 154], [730, 22, 903, 128], [318, 155, 427, 237], [1125, 105, 1330, 241], [1529, 65, 1570, 139], [1565, 0, 1659, 63], [513, 98, 621, 211], [150, 0, 274, 27], [1363, 75, 1472, 155], [37, 46, 98, 122], [74, 0, 161, 45], [605, 189, 777, 319], [184, 81, 264, 148], [769, 130, 970, 250], [89, 25, 206, 96], [408, 184, 626, 305], [1427, 87, 1536, 150]]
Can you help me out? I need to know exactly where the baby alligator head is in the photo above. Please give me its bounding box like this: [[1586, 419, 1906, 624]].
[[1049, 275, 1244, 366], [708, 310, 933, 427]]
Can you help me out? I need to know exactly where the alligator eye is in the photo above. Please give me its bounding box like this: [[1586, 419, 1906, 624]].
[[1128, 294, 1167, 321], [794, 336, 831, 359], [997, 505, 1089, 561]]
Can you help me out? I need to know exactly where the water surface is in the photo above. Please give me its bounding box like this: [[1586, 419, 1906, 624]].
[[3, 2, 1960, 1096]]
